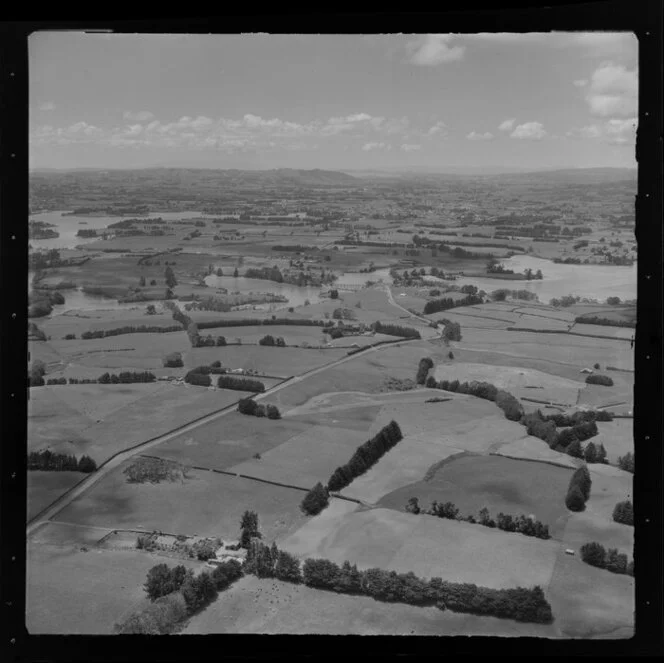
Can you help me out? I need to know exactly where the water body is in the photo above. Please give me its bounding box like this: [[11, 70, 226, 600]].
[[204, 275, 323, 310], [455, 255, 637, 303], [29, 210, 205, 250]]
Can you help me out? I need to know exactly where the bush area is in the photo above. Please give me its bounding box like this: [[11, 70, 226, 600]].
[[423, 294, 483, 315], [137, 533, 222, 561], [243, 541, 552, 624], [217, 375, 265, 392], [580, 542, 634, 576], [406, 499, 551, 540], [237, 397, 281, 419], [415, 357, 434, 385], [123, 457, 190, 484], [114, 559, 243, 634], [81, 324, 182, 340], [371, 321, 421, 339], [327, 421, 403, 492], [300, 482, 330, 515], [565, 466, 592, 512], [612, 500, 634, 526], [28, 450, 97, 473], [98, 371, 156, 384], [585, 374, 614, 386], [574, 315, 635, 328], [259, 334, 286, 347], [617, 452, 634, 473]]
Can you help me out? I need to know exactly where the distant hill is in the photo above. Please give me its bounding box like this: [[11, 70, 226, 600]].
[[488, 168, 637, 185]]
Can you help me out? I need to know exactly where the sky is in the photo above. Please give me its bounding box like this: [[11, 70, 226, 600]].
[[29, 32, 638, 172]]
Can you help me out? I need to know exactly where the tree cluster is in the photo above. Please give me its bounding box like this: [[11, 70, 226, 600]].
[[371, 321, 421, 339], [612, 500, 634, 526], [240, 510, 262, 548], [579, 542, 634, 576], [81, 324, 181, 339], [300, 482, 330, 515], [416, 357, 434, 385], [217, 375, 265, 392], [585, 374, 614, 386], [97, 371, 156, 384], [617, 452, 634, 473], [259, 334, 286, 347], [441, 321, 462, 342], [327, 421, 403, 492], [237, 397, 281, 419], [163, 352, 184, 368], [28, 450, 97, 473], [565, 465, 592, 512], [45, 377, 68, 385]]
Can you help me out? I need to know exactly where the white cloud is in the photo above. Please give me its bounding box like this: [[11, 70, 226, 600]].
[[585, 62, 637, 117], [510, 121, 546, 140], [361, 142, 391, 151], [406, 34, 465, 66], [466, 131, 494, 141], [427, 121, 447, 137], [498, 118, 516, 132], [123, 110, 155, 122], [567, 117, 637, 145], [573, 79, 588, 87], [401, 143, 421, 152], [38, 101, 56, 111]]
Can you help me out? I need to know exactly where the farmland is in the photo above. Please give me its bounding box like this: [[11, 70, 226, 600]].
[[26, 166, 636, 638]]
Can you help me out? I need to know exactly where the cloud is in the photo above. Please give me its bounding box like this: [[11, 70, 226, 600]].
[[510, 121, 546, 140], [401, 143, 421, 152], [498, 118, 516, 132], [406, 34, 465, 66], [427, 121, 447, 137], [567, 117, 637, 145], [585, 62, 637, 117], [361, 142, 391, 151], [123, 110, 155, 122], [573, 79, 588, 87], [466, 131, 494, 141], [38, 101, 56, 111]]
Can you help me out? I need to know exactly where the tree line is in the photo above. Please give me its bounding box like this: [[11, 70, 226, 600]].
[[372, 321, 421, 339], [423, 294, 483, 315], [28, 450, 97, 473], [405, 499, 551, 540], [327, 421, 403, 493], [98, 371, 156, 384], [80, 324, 182, 339], [574, 315, 635, 329], [580, 542, 634, 576]]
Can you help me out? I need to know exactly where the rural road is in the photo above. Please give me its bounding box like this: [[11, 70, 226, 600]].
[[27, 336, 420, 536]]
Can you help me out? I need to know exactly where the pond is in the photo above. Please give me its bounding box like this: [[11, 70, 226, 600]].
[[454, 255, 637, 303]]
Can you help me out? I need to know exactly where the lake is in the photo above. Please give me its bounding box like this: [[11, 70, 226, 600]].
[[455, 255, 637, 303]]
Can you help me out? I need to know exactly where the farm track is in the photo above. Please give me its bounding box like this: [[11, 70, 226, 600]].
[[27, 338, 417, 536]]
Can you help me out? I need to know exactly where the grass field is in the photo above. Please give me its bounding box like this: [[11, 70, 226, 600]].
[[182, 574, 559, 636], [53, 463, 308, 543], [29, 384, 244, 464], [28, 472, 85, 521], [280, 507, 561, 591], [376, 455, 574, 539], [26, 543, 203, 634]]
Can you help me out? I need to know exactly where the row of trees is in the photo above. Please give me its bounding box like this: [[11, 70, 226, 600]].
[[259, 334, 286, 347], [195, 317, 333, 330], [80, 324, 182, 339], [543, 410, 613, 426], [405, 499, 551, 540], [372, 321, 421, 339], [28, 450, 97, 473], [565, 466, 593, 512], [237, 397, 281, 419], [423, 294, 483, 315], [416, 357, 434, 385], [579, 542, 634, 576], [217, 375, 266, 392], [242, 540, 552, 624], [574, 315, 635, 329], [327, 421, 404, 493], [98, 371, 156, 384]]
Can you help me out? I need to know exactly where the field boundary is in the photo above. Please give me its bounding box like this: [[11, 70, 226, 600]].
[[488, 451, 580, 471], [506, 327, 632, 342]]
